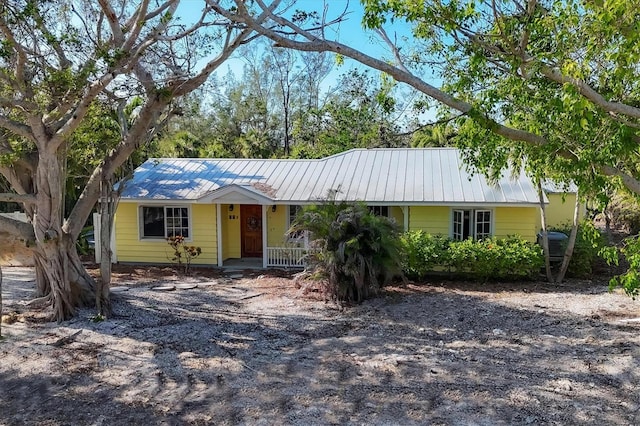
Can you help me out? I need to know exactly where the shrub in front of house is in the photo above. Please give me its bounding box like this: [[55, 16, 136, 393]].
[[292, 199, 404, 303], [550, 221, 606, 278], [401, 231, 544, 281], [400, 231, 450, 278]]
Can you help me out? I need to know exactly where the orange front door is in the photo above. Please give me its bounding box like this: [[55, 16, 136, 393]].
[[240, 205, 263, 257]]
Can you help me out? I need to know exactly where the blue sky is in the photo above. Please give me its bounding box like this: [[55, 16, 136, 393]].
[[176, 1, 434, 124], [177, 1, 412, 81]]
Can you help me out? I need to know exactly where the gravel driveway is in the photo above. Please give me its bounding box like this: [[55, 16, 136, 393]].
[[1, 265, 639, 425]]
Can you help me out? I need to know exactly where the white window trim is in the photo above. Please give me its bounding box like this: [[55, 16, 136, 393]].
[[138, 205, 193, 242], [450, 208, 494, 240], [453, 209, 465, 241], [474, 209, 492, 240]]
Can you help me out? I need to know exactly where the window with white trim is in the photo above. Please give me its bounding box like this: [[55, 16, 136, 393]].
[[453, 210, 465, 240], [474, 210, 492, 239], [452, 209, 492, 240], [369, 206, 389, 217], [140, 206, 190, 239]]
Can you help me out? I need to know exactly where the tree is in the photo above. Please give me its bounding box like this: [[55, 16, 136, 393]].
[[221, 0, 640, 195], [290, 193, 404, 303], [0, 0, 286, 321], [291, 69, 405, 158], [154, 41, 334, 160], [149, 92, 223, 158], [216, 0, 640, 290]]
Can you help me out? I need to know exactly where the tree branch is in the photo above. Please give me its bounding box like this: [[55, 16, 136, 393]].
[[0, 192, 36, 204], [227, 1, 640, 196], [0, 8, 29, 97], [64, 96, 170, 238], [0, 115, 34, 141], [227, 2, 550, 148], [538, 64, 640, 120], [98, 0, 124, 44]]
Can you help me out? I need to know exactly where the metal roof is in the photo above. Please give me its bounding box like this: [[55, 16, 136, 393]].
[[119, 148, 546, 205]]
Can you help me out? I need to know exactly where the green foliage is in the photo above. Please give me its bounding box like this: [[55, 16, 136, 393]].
[[609, 236, 640, 298], [400, 231, 544, 281], [411, 124, 455, 148], [90, 313, 105, 323], [167, 235, 202, 275], [551, 221, 606, 278], [75, 226, 94, 256], [291, 195, 404, 303], [290, 69, 403, 158], [361, 0, 640, 215], [65, 101, 127, 214], [400, 231, 449, 278]]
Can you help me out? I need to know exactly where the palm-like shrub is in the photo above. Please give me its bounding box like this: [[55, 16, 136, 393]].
[[290, 197, 404, 303]]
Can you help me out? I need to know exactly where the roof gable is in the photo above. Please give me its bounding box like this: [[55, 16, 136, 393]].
[[198, 184, 275, 204]]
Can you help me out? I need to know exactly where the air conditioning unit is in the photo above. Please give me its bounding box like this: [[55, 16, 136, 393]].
[[537, 231, 569, 262]]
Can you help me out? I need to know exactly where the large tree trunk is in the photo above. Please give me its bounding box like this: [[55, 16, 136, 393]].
[[33, 235, 95, 321], [32, 152, 95, 322]]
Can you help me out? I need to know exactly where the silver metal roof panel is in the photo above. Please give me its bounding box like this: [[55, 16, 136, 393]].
[[120, 148, 551, 205]]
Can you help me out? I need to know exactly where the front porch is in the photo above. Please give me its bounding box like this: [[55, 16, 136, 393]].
[[205, 185, 308, 269], [221, 246, 306, 269]]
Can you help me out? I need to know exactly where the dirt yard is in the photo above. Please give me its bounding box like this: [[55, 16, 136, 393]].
[[1, 265, 639, 425]]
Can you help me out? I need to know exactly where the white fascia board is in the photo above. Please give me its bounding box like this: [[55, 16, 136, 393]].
[[119, 198, 194, 205], [198, 184, 274, 205]]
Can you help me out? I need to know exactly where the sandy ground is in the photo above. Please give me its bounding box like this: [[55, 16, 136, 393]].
[[1, 265, 640, 425]]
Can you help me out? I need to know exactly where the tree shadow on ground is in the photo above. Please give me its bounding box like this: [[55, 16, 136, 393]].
[[1, 273, 639, 425]]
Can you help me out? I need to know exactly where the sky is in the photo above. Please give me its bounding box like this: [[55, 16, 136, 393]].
[[175, 0, 435, 124], [177, 0, 414, 84]]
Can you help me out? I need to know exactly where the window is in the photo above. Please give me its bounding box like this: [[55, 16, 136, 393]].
[[474, 210, 491, 240], [288, 205, 304, 240], [453, 210, 465, 240], [369, 206, 389, 217], [140, 206, 190, 239], [452, 209, 492, 240]]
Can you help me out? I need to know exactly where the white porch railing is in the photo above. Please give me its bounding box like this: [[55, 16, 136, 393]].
[[266, 246, 306, 268]]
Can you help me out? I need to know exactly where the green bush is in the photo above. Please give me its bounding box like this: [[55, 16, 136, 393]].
[[609, 235, 640, 298], [401, 231, 543, 281], [291, 199, 404, 303], [400, 231, 449, 278], [550, 221, 605, 278]]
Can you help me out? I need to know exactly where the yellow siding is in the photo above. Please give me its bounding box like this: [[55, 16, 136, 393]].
[[390, 206, 405, 229], [408, 206, 538, 241], [539, 193, 582, 229], [267, 205, 288, 246], [494, 207, 538, 241], [115, 203, 217, 265], [408, 206, 450, 235], [221, 204, 241, 259]]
